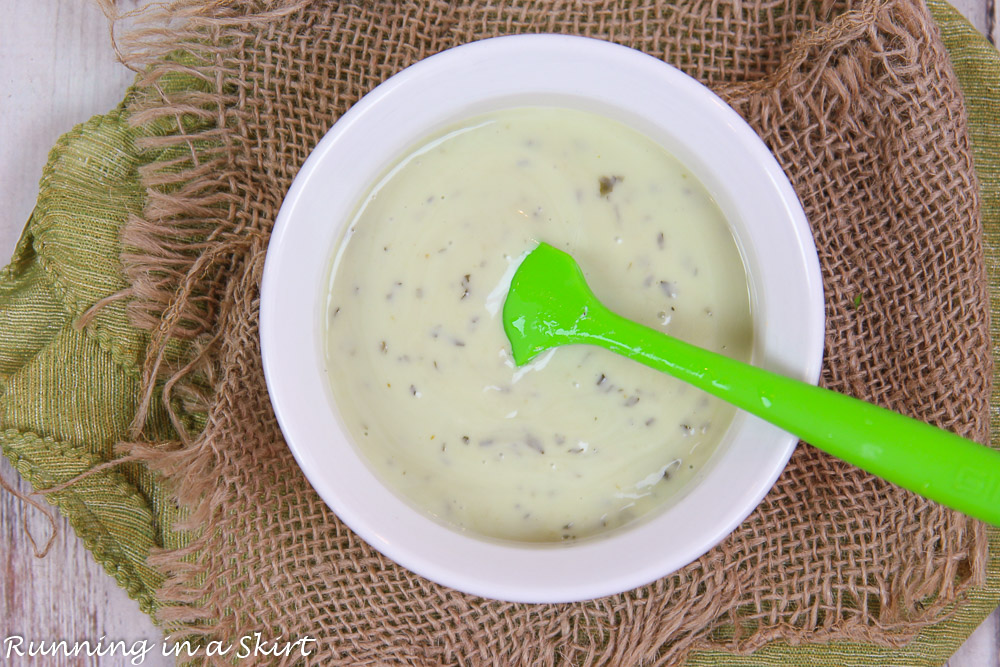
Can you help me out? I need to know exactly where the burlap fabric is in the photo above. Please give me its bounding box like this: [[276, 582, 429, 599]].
[[41, 0, 992, 663]]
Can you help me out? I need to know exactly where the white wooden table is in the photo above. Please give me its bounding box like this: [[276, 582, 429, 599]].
[[1, 2, 997, 665]]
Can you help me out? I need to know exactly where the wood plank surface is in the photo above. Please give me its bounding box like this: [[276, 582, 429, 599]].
[[0, 1, 997, 665]]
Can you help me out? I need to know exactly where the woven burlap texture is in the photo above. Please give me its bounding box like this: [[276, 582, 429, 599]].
[[108, 0, 991, 664]]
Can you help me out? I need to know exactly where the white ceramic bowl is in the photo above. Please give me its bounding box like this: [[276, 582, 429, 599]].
[[261, 34, 824, 603]]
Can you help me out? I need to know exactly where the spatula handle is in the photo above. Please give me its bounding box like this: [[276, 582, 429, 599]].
[[587, 306, 1000, 526]]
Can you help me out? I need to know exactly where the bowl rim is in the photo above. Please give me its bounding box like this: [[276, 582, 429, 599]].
[[260, 33, 825, 603]]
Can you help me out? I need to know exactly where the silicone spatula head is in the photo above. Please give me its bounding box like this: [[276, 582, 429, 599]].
[[502, 243, 602, 366]]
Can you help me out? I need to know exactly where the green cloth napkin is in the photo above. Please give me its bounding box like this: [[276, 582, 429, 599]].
[[0, 95, 192, 614], [1, 1, 997, 663]]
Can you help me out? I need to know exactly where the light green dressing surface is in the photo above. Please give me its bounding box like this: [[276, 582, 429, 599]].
[[325, 107, 753, 542]]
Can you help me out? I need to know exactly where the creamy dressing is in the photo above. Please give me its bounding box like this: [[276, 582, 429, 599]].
[[325, 107, 753, 542]]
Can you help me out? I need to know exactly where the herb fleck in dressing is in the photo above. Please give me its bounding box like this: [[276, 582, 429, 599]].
[[325, 107, 753, 542]]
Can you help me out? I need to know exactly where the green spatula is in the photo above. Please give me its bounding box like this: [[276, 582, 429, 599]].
[[502, 242, 1000, 526]]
